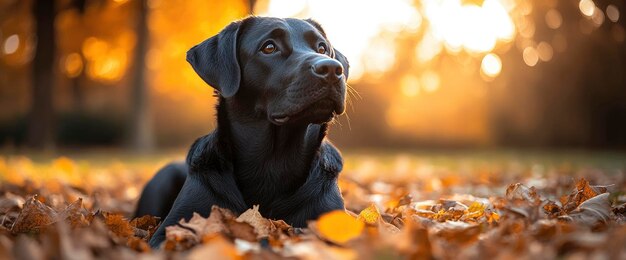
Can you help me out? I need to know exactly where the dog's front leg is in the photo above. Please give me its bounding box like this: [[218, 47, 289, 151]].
[[147, 173, 244, 248]]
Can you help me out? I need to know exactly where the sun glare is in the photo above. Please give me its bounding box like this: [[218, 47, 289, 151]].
[[423, 0, 515, 54], [256, 0, 421, 80], [258, 0, 516, 81]]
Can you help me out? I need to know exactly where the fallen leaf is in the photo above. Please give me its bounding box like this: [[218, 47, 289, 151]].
[[187, 236, 241, 260], [127, 236, 150, 252], [102, 212, 134, 238], [464, 202, 486, 219], [11, 195, 57, 234], [0, 192, 25, 213], [561, 178, 601, 212], [236, 205, 273, 238], [432, 221, 480, 245], [317, 210, 364, 244], [225, 218, 257, 242], [164, 224, 200, 251], [178, 212, 225, 239], [358, 204, 380, 224], [129, 215, 160, 239], [506, 183, 541, 205], [559, 193, 612, 229], [543, 200, 563, 217], [58, 198, 88, 228]]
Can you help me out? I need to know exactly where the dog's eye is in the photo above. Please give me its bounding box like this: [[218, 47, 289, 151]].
[[261, 42, 276, 54], [317, 43, 327, 54]]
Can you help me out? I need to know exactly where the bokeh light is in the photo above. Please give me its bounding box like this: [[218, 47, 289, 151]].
[[421, 70, 440, 93], [545, 9, 562, 30], [522, 46, 539, 66], [536, 41, 553, 62], [606, 5, 620, 23], [480, 53, 502, 78], [3, 34, 19, 55], [578, 0, 595, 17], [62, 53, 83, 78], [401, 75, 421, 97]]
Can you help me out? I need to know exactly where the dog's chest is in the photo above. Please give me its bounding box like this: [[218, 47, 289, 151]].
[[235, 164, 308, 208]]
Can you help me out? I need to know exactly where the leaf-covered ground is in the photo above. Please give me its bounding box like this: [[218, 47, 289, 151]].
[[0, 151, 625, 259]]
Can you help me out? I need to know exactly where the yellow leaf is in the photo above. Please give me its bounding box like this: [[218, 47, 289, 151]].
[[465, 202, 486, 219], [317, 210, 364, 244], [357, 204, 380, 224]]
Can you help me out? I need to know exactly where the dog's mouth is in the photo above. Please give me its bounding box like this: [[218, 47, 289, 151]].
[[270, 99, 340, 125]]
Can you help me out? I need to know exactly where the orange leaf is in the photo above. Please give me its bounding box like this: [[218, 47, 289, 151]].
[[317, 210, 364, 244], [103, 212, 134, 238]]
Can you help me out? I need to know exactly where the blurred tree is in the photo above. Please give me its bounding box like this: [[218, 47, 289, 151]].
[[27, 0, 57, 149], [69, 0, 88, 111], [128, 0, 152, 151]]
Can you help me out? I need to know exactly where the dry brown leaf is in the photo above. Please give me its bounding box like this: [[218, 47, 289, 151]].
[[559, 193, 612, 229], [0, 192, 25, 213], [561, 178, 601, 212], [11, 195, 57, 234], [432, 221, 481, 245], [506, 183, 541, 205], [102, 212, 134, 238], [178, 212, 225, 239], [164, 224, 198, 251], [58, 198, 89, 228], [129, 215, 160, 239], [236, 205, 273, 238], [225, 218, 257, 242], [543, 200, 563, 218]]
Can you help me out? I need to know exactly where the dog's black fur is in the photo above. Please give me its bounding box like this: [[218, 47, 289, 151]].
[[134, 16, 350, 248]]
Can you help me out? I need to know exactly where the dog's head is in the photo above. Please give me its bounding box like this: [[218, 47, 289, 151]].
[[187, 17, 349, 126]]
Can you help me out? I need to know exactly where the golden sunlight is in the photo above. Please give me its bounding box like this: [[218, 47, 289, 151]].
[[401, 75, 421, 97], [257, 0, 517, 81], [256, 0, 421, 80], [422, 0, 515, 54]]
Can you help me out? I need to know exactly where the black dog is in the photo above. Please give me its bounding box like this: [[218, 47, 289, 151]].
[[134, 16, 350, 247]]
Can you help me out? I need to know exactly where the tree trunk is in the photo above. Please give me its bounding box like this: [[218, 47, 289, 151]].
[[128, 0, 153, 151], [27, 0, 56, 150]]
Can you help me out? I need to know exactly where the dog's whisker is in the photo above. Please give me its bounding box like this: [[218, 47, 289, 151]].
[[346, 83, 362, 100], [343, 111, 352, 131], [347, 94, 355, 113]]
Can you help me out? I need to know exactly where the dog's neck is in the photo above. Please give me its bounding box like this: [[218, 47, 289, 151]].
[[215, 97, 327, 204]]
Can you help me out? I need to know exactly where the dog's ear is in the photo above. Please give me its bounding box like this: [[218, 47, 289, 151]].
[[304, 18, 350, 79], [186, 19, 249, 98]]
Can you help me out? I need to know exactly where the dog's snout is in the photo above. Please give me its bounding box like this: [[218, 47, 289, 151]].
[[311, 59, 343, 82]]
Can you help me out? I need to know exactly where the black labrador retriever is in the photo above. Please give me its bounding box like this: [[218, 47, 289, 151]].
[[134, 16, 350, 247]]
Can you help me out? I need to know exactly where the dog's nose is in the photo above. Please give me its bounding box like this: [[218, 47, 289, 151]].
[[311, 59, 343, 82]]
